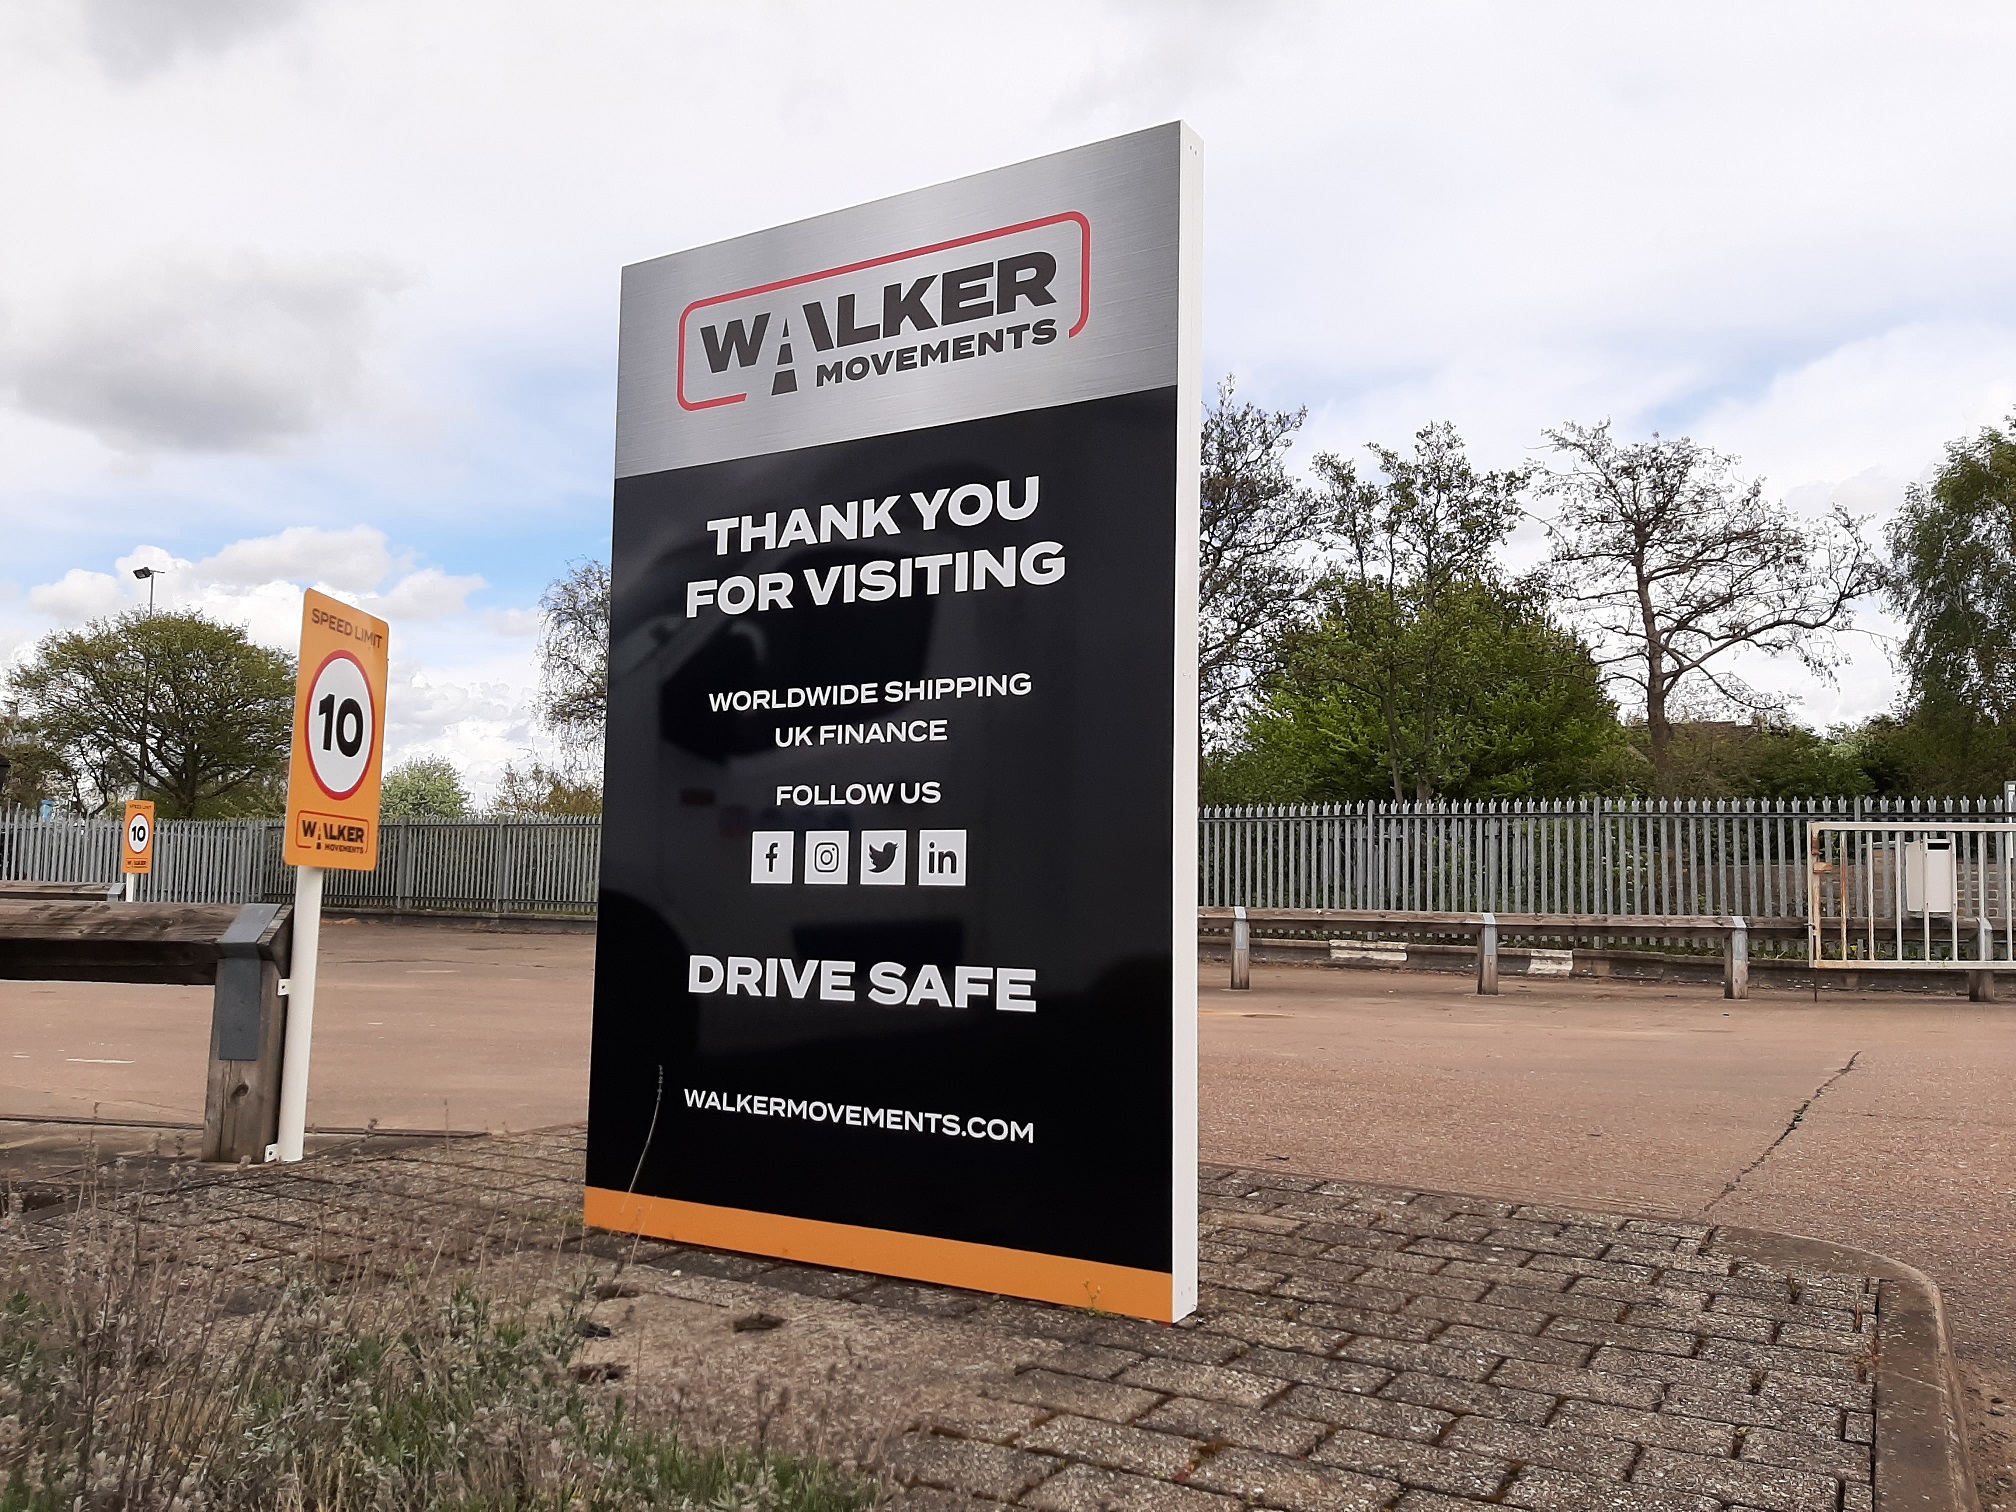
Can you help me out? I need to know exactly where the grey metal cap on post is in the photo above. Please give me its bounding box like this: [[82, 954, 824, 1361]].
[[214, 902, 283, 1061]]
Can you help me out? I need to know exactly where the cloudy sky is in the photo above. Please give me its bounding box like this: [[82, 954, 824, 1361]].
[[4, 1, 2014, 793]]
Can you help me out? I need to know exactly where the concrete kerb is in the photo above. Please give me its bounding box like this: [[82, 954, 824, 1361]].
[[1201, 938, 2006, 995], [322, 909, 596, 934], [1712, 1227, 1981, 1512]]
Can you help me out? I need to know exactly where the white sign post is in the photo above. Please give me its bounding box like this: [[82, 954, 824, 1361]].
[[274, 863, 323, 1162]]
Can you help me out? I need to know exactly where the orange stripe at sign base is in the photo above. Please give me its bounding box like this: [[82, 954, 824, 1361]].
[[582, 1187, 1175, 1322]]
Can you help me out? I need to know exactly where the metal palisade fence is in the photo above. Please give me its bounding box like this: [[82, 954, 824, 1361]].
[[3, 797, 2012, 921], [1197, 796, 2015, 918], [0, 812, 603, 917]]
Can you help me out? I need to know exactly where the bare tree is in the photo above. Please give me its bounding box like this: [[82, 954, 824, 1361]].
[[1199, 378, 1332, 736], [535, 558, 610, 754], [1542, 421, 1880, 789]]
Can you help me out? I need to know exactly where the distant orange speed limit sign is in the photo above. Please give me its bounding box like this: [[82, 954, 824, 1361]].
[[121, 800, 155, 875], [283, 589, 390, 871]]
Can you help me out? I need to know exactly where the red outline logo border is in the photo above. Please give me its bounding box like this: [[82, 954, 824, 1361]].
[[676, 211, 1092, 412]]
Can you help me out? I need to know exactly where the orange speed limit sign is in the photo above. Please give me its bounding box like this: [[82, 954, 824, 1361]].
[[121, 800, 155, 875], [283, 589, 390, 871]]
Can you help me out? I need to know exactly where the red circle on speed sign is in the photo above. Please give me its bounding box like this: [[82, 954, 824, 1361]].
[[302, 650, 378, 800]]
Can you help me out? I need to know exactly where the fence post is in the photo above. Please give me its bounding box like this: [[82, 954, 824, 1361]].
[[396, 821, 414, 913], [1477, 912, 1498, 995], [1972, 915, 1997, 1003], [1229, 905, 1250, 991], [1724, 917, 1749, 1001], [491, 823, 507, 918]]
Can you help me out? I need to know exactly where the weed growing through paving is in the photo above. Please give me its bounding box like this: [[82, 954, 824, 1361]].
[[0, 1195, 879, 1512]]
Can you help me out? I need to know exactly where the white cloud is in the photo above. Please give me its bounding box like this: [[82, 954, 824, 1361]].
[[363, 567, 487, 623], [1696, 323, 2016, 501], [197, 525, 395, 592], [379, 666, 553, 803], [78, 0, 309, 80], [1, 254, 404, 453], [484, 606, 544, 637], [387, 670, 516, 734], [25, 566, 127, 623]]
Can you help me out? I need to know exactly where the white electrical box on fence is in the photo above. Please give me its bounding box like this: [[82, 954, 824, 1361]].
[[1904, 837, 1956, 915]]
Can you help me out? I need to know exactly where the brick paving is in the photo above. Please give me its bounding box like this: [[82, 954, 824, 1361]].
[[0, 1131, 1895, 1512]]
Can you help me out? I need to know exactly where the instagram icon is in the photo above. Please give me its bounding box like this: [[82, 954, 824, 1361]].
[[804, 830, 849, 885]]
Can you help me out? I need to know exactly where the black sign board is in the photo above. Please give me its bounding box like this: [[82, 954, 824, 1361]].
[[587, 125, 1201, 1320]]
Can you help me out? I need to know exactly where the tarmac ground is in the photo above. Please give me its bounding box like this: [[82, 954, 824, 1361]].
[[3, 924, 2011, 1505], [0, 917, 593, 1133]]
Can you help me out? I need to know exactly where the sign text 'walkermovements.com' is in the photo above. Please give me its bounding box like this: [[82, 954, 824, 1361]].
[[683, 1088, 1035, 1144]]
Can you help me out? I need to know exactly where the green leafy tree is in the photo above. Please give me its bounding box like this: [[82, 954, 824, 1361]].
[[1636, 719, 1875, 799], [490, 758, 601, 817], [1800, 408, 2016, 796], [0, 705, 63, 811], [1887, 409, 2016, 722], [5, 609, 295, 818], [1198, 378, 1335, 734], [1833, 708, 2016, 797], [1205, 422, 1632, 804], [1303, 422, 1551, 799], [1543, 422, 1880, 793], [381, 755, 472, 818], [1211, 579, 1634, 803]]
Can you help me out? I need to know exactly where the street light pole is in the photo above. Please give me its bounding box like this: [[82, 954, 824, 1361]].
[[129, 567, 165, 807]]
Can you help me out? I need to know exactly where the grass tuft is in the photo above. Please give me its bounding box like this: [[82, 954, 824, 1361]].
[[0, 1204, 879, 1512]]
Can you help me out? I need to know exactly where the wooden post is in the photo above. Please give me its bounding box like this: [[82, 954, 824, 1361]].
[[1229, 905, 1250, 990], [1724, 916, 1749, 1001], [1972, 915, 1997, 1003], [202, 903, 293, 1163], [1477, 912, 1498, 995]]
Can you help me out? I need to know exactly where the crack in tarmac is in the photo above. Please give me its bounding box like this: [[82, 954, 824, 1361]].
[[1702, 1050, 1862, 1214]]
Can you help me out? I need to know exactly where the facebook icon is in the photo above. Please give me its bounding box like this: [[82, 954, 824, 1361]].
[[750, 831, 794, 884]]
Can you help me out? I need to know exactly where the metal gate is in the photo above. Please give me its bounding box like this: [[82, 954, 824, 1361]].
[[1807, 820, 2015, 970]]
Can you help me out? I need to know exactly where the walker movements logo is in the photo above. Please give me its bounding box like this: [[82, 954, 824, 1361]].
[[677, 213, 1090, 411]]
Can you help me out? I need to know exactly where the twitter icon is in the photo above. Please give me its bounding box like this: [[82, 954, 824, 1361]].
[[859, 829, 907, 886]]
